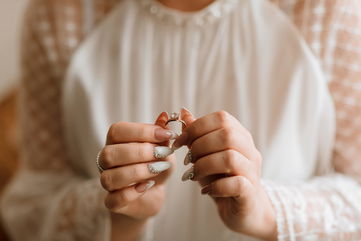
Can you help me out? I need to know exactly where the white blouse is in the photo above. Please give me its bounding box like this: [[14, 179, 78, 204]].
[[3, 0, 361, 241], [62, 0, 336, 240]]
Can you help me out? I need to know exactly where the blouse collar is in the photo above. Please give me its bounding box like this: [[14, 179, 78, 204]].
[[138, 0, 238, 27]]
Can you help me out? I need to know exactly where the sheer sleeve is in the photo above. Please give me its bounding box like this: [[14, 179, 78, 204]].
[[264, 1, 361, 240], [0, 0, 119, 240]]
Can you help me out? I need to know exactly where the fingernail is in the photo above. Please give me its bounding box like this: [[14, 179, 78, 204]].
[[148, 161, 171, 174], [155, 128, 178, 141], [155, 112, 169, 127], [180, 107, 192, 118], [135, 180, 155, 193], [180, 107, 195, 123], [172, 132, 188, 150], [201, 185, 211, 195], [154, 146, 174, 159], [183, 150, 192, 165], [181, 166, 195, 181]]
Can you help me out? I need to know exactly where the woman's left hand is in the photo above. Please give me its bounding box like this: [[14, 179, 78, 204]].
[[174, 109, 277, 241]]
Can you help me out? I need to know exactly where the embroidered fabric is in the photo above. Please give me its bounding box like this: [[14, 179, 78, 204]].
[[138, 0, 237, 26], [266, 1, 361, 240], [1, 0, 361, 240], [0, 0, 118, 240]]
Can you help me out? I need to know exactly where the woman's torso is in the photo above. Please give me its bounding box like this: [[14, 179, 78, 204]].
[[62, 0, 335, 240]]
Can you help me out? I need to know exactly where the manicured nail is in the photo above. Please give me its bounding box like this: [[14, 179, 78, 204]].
[[201, 185, 211, 195], [155, 112, 169, 127], [181, 167, 195, 181], [148, 161, 171, 174], [180, 107, 192, 119], [183, 150, 192, 165], [172, 132, 188, 150], [135, 180, 155, 193], [154, 146, 174, 159], [180, 107, 195, 124], [155, 128, 178, 141]]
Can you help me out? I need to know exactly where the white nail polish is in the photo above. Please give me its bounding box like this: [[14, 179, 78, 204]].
[[168, 131, 179, 140], [145, 180, 155, 190], [183, 150, 192, 165], [181, 167, 195, 181], [154, 146, 174, 159], [148, 161, 171, 174]]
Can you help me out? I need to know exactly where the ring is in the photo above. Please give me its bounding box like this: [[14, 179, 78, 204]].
[[96, 151, 105, 173], [165, 112, 187, 127]]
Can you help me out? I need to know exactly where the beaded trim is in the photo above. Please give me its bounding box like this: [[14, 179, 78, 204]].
[[138, 0, 238, 27]]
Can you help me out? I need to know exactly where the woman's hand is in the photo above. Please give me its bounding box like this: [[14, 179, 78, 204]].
[[175, 109, 277, 241], [99, 112, 176, 220]]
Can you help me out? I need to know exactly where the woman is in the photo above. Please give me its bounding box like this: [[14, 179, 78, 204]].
[[1, 0, 361, 240]]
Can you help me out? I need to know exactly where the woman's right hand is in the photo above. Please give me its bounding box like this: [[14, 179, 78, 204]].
[[99, 112, 176, 220]]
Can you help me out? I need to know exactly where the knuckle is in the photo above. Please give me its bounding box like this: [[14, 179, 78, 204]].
[[243, 129, 253, 141], [223, 150, 238, 172], [252, 150, 263, 166], [100, 173, 113, 191], [107, 123, 120, 143], [101, 146, 113, 168], [220, 128, 235, 147], [215, 110, 231, 127]]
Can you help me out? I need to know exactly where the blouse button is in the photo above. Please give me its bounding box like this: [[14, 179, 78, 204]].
[[150, 6, 158, 14]]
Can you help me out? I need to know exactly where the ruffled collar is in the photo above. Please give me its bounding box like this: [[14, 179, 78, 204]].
[[138, 0, 238, 26]]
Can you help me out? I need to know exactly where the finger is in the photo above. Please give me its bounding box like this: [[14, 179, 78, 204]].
[[180, 107, 196, 131], [100, 161, 171, 192], [105, 180, 155, 212], [184, 110, 240, 146], [201, 176, 252, 198], [106, 122, 176, 144], [99, 143, 174, 169], [190, 128, 255, 161], [172, 108, 195, 149], [193, 150, 253, 181]]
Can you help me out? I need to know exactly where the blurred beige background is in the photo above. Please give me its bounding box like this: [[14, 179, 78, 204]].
[[0, 0, 28, 99], [0, 2, 27, 240]]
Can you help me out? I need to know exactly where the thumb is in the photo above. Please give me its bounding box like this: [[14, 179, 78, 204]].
[[172, 108, 196, 149]]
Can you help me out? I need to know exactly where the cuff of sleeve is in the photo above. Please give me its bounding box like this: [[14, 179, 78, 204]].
[[262, 180, 291, 241]]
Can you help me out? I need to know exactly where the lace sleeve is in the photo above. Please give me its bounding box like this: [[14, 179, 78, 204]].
[[0, 1, 118, 240], [264, 176, 361, 240], [264, 1, 361, 240]]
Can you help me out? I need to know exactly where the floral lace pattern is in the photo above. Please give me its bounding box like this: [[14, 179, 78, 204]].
[[266, 1, 361, 240], [1, 0, 118, 240], [138, 0, 237, 26], [1, 0, 361, 240]]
